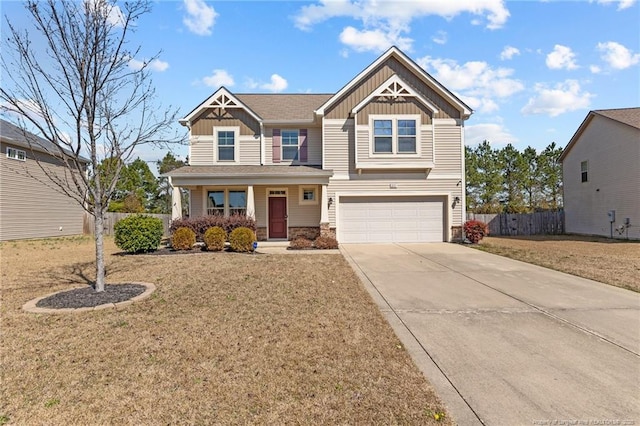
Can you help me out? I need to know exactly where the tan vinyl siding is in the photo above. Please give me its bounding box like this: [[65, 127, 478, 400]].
[[254, 186, 267, 227], [189, 186, 204, 217], [355, 124, 434, 165], [264, 126, 322, 166], [323, 119, 354, 177], [356, 98, 432, 125], [326, 57, 460, 120], [190, 135, 260, 166], [239, 136, 261, 165], [563, 116, 640, 239], [431, 120, 462, 176], [326, 177, 463, 237], [191, 108, 259, 136], [286, 185, 321, 227], [0, 143, 84, 241]]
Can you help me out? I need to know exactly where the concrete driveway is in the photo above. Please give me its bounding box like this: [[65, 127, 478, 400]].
[[341, 243, 640, 425]]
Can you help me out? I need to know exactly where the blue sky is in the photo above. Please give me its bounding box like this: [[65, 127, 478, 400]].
[[2, 0, 639, 166]]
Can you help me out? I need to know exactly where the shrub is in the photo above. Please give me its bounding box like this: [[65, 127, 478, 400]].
[[314, 236, 339, 249], [171, 226, 196, 250], [229, 227, 256, 252], [464, 220, 489, 244], [170, 214, 256, 241], [114, 215, 164, 253], [289, 237, 313, 250], [203, 226, 227, 251]]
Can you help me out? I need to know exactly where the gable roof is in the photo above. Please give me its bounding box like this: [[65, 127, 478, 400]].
[[236, 94, 332, 122], [315, 46, 472, 118], [0, 119, 90, 163], [560, 107, 640, 161]]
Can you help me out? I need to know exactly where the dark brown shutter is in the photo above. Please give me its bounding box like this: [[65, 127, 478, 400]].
[[299, 129, 308, 163], [272, 128, 281, 163]]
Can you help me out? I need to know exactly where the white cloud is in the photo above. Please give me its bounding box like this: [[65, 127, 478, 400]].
[[339, 26, 412, 53], [500, 45, 520, 60], [418, 56, 524, 113], [466, 123, 517, 146], [521, 80, 593, 117], [261, 74, 288, 93], [596, 41, 640, 69], [546, 44, 579, 70], [294, 0, 509, 52], [592, 0, 636, 10], [590, 65, 602, 74], [202, 69, 234, 88], [432, 30, 447, 45], [183, 0, 218, 36], [128, 58, 169, 72]]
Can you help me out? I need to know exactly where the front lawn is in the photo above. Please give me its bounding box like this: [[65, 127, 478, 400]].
[[0, 237, 450, 424], [475, 235, 640, 292]]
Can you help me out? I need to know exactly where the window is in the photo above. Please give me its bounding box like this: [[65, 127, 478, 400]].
[[282, 130, 299, 161], [207, 191, 225, 215], [217, 131, 235, 161], [207, 190, 247, 216], [581, 161, 588, 182], [6, 147, 26, 161], [299, 186, 318, 205], [372, 117, 418, 154], [228, 190, 247, 215]]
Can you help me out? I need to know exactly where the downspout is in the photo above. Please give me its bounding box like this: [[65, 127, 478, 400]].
[[260, 122, 265, 165], [460, 119, 467, 242]]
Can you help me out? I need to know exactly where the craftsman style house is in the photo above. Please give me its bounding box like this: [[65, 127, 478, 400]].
[[167, 47, 472, 242]]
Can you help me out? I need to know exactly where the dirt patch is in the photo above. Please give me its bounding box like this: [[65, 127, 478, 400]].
[[0, 236, 450, 425], [475, 235, 640, 292]]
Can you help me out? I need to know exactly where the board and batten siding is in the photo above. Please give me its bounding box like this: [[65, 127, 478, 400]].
[[356, 98, 432, 125], [431, 119, 463, 176], [323, 119, 354, 177], [191, 109, 259, 136], [562, 115, 640, 239], [0, 143, 84, 241], [355, 124, 434, 165], [264, 127, 322, 165], [190, 135, 260, 166], [325, 56, 461, 121]]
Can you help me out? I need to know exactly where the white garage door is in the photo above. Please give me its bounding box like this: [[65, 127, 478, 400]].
[[338, 196, 445, 243]]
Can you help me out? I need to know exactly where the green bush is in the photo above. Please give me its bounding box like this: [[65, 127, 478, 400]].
[[314, 236, 339, 249], [229, 227, 256, 253], [114, 215, 163, 253], [203, 226, 227, 251], [464, 220, 489, 243], [171, 227, 196, 250]]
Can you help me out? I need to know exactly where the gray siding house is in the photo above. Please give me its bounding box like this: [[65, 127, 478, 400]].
[[560, 108, 640, 239], [0, 119, 87, 241], [167, 47, 472, 243]]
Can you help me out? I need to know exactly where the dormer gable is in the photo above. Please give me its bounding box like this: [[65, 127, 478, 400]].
[[179, 87, 262, 128]]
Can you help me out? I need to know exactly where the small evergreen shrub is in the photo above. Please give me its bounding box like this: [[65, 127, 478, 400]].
[[464, 220, 489, 243], [314, 236, 339, 249], [171, 226, 196, 250], [203, 226, 227, 251], [289, 237, 313, 250], [170, 214, 256, 241], [229, 227, 256, 252], [114, 215, 163, 253]]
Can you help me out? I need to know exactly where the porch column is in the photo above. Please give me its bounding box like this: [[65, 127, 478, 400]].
[[247, 185, 255, 220], [170, 176, 182, 221], [320, 184, 329, 223]]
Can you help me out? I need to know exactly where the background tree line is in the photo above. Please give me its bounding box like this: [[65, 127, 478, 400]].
[[99, 152, 188, 215], [466, 141, 563, 214]]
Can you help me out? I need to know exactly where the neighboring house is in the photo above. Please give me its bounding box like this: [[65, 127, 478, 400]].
[[0, 119, 87, 241], [167, 47, 472, 243], [560, 108, 640, 240]]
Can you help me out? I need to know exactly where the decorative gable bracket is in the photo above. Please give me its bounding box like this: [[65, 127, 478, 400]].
[[179, 87, 262, 127], [351, 74, 439, 115]]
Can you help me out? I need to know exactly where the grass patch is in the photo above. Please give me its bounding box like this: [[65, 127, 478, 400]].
[[475, 235, 640, 292], [1, 237, 450, 424]]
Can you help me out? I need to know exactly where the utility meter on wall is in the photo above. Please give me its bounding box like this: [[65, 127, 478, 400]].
[[607, 210, 616, 222]]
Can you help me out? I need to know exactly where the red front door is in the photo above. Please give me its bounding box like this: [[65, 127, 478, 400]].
[[268, 197, 287, 239]]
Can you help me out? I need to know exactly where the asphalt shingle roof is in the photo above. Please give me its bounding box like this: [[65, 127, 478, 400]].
[[235, 94, 332, 121], [592, 107, 640, 130], [165, 164, 333, 178]]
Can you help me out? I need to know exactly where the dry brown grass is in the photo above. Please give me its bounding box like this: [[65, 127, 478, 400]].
[[475, 235, 640, 292], [0, 236, 450, 425]]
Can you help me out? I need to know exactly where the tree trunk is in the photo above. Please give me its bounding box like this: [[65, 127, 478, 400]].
[[94, 213, 106, 292]]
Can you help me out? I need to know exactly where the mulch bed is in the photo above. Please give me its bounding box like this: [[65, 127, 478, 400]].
[[36, 284, 147, 309]]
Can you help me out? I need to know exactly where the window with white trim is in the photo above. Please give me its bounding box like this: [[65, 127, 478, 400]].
[[6, 147, 26, 161], [299, 186, 318, 205], [581, 161, 588, 183], [281, 130, 299, 161], [215, 127, 239, 162], [207, 189, 247, 216], [371, 116, 419, 155]]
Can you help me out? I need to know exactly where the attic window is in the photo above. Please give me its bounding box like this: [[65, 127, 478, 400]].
[[581, 161, 588, 182], [6, 147, 26, 161]]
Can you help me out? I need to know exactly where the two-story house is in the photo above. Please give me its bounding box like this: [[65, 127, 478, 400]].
[[166, 46, 472, 243]]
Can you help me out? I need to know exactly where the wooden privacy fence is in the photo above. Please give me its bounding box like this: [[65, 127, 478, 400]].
[[466, 211, 565, 236], [83, 212, 172, 236]]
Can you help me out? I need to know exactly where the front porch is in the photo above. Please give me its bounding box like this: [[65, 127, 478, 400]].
[[166, 165, 333, 241]]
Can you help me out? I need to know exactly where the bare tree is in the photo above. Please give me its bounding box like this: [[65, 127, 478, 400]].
[[1, 0, 181, 291]]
